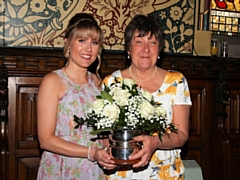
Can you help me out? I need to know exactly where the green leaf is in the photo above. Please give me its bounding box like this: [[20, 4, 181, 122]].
[[96, 95, 102, 99], [132, 84, 138, 90], [119, 107, 125, 122], [73, 115, 85, 128], [74, 124, 80, 129], [101, 91, 113, 102], [103, 83, 111, 92], [90, 128, 112, 135], [129, 90, 138, 95]]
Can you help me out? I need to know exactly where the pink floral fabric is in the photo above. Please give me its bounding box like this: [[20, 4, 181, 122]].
[[37, 69, 105, 180]]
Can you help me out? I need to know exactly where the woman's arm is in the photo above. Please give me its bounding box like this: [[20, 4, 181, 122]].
[[129, 104, 190, 168], [157, 104, 190, 149], [37, 72, 115, 168], [37, 72, 89, 157]]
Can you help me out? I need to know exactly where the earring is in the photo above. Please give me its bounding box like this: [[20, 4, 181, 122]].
[[127, 54, 130, 59], [157, 56, 160, 59], [68, 49, 70, 53]]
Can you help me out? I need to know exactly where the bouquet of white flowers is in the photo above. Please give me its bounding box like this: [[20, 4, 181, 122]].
[[74, 77, 177, 139]]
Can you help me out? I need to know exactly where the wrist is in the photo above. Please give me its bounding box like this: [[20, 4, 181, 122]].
[[153, 135, 162, 149], [88, 145, 98, 162], [91, 146, 98, 161]]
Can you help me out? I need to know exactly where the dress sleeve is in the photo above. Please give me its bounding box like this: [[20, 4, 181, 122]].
[[101, 70, 122, 89], [173, 72, 192, 106]]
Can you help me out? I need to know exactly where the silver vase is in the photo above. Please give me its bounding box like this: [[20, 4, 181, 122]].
[[109, 130, 142, 164]]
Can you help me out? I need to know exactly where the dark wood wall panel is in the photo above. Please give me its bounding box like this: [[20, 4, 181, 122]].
[[183, 79, 215, 180], [225, 81, 240, 179], [231, 146, 240, 179], [0, 48, 240, 180], [7, 76, 42, 180], [17, 86, 38, 146], [227, 90, 240, 134], [18, 157, 40, 180]]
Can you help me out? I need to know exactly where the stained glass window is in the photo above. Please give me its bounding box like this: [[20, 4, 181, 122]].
[[210, 0, 240, 36]]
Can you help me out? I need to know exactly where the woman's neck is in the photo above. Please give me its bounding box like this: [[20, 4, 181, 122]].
[[128, 65, 158, 83]]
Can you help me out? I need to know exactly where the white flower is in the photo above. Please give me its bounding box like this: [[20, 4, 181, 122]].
[[141, 89, 153, 101], [109, 86, 121, 94], [123, 78, 135, 89], [155, 105, 167, 118], [112, 88, 131, 106], [91, 99, 104, 114], [73, 77, 176, 137], [140, 101, 154, 119], [102, 104, 120, 120]]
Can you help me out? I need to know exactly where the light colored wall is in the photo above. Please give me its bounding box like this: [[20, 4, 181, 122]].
[[0, 0, 196, 55]]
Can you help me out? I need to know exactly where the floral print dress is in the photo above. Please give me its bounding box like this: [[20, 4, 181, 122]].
[[37, 69, 105, 180], [102, 70, 192, 180]]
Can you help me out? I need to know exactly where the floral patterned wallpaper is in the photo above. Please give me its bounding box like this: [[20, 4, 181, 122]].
[[0, 0, 196, 54]]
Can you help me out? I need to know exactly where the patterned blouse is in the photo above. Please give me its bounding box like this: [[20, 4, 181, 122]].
[[102, 70, 192, 180]]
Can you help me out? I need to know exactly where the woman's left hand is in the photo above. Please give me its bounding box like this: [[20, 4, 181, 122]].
[[129, 135, 159, 168], [93, 147, 117, 170]]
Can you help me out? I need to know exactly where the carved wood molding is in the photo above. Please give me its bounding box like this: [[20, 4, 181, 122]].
[[0, 64, 8, 180], [0, 64, 8, 122], [1, 48, 240, 180], [1, 48, 240, 78]]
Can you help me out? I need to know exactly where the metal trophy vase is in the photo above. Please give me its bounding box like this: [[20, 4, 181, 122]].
[[109, 130, 142, 165]]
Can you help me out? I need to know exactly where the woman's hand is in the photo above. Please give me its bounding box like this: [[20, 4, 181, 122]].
[[93, 147, 117, 170], [129, 135, 160, 168]]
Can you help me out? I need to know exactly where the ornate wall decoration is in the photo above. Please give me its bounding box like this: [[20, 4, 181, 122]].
[[0, 0, 195, 54], [0, 0, 85, 47]]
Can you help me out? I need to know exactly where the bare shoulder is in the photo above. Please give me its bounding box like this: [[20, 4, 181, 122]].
[[40, 71, 63, 87], [39, 70, 67, 98]]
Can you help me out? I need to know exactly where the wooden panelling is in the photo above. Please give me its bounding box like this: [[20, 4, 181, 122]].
[[225, 80, 240, 179], [227, 88, 240, 134], [0, 48, 240, 180], [7, 77, 42, 180], [18, 157, 40, 180], [181, 79, 215, 180]]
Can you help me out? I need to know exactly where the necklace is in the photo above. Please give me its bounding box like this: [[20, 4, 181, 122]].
[[129, 66, 158, 83]]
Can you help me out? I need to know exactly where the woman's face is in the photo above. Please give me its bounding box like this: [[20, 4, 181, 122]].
[[129, 31, 159, 69], [68, 35, 99, 68]]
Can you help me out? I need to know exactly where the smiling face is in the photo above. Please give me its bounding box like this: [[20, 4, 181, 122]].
[[68, 34, 100, 68], [129, 31, 159, 70], [63, 15, 103, 70]]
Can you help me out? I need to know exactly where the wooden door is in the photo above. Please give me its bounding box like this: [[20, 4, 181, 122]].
[[8, 76, 42, 180], [225, 80, 240, 180], [181, 78, 215, 180]]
